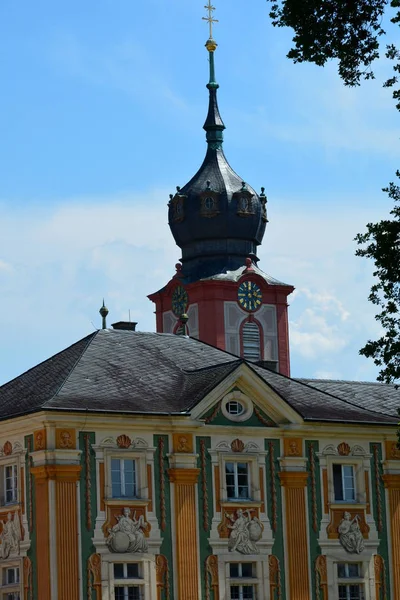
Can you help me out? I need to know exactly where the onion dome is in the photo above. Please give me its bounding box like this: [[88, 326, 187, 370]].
[[168, 37, 268, 283]]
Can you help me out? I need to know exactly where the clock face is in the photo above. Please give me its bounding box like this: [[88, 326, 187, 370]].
[[172, 285, 188, 316], [237, 280, 262, 312]]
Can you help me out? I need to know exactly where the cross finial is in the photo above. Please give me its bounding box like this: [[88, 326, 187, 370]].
[[202, 1, 218, 40]]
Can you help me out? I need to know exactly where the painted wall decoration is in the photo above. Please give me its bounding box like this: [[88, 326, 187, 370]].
[[106, 507, 148, 553]]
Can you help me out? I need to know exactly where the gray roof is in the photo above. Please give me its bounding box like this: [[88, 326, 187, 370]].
[[0, 330, 398, 426]]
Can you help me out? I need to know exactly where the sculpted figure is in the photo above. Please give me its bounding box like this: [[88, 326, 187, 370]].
[[0, 512, 21, 559], [107, 508, 148, 553], [226, 509, 262, 554], [338, 512, 364, 554]]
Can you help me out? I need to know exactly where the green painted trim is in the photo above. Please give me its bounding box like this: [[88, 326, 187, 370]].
[[306, 440, 322, 599], [24, 435, 37, 600], [265, 438, 286, 599], [154, 435, 174, 600], [79, 432, 97, 600], [196, 437, 214, 599], [370, 442, 391, 597]]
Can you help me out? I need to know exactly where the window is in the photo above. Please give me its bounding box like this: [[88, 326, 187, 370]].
[[333, 465, 355, 502], [114, 562, 143, 600], [114, 564, 140, 579], [0, 465, 18, 506], [2, 568, 19, 586], [226, 401, 244, 416], [242, 322, 261, 362], [111, 459, 137, 498], [230, 563, 256, 599], [337, 564, 364, 600], [114, 588, 142, 600], [204, 197, 215, 210], [226, 462, 250, 499]]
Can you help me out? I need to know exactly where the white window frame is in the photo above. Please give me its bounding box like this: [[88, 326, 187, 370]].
[[225, 461, 251, 501], [333, 464, 356, 502], [0, 561, 22, 600], [111, 458, 137, 499], [328, 458, 365, 505], [104, 450, 148, 502], [0, 462, 18, 508], [228, 561, 258, 600], [113, 584, 144, 600], [337, 563, 365, 600]]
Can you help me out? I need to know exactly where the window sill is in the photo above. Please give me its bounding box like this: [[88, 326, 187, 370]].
[[105, 498, 150, 507]]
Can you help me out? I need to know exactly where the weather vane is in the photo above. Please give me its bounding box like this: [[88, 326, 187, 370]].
[[202, 1, 218, 39]]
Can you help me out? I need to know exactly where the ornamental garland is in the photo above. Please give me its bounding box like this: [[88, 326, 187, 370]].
[[268, 441, 278, 532], [254, 405, 275, 427], [158, 437, 167, 532], [204, 400, 222, 424], [200, 439, 209, 532], [309, 444, 318, 533], [83, 434, 92, 531], [373, 444, 383, 532], [27, 437, 33, 533], [268, 555, 282, 599]]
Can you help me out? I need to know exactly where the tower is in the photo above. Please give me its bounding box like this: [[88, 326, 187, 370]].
[[148, 12, 294, 376]]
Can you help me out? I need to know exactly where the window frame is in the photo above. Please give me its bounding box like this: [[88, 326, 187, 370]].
[[229, 561, 258, 600], [333, 464, 356, 503], [111, 458, 137, 499], [225, 461, 251, 501], [104, 450, 149, 502], [0, 561, 22, 600], [336, 562, 364, 600], [0, 457, 21, 509], [327, 456, 366, 506], [112, 561, 145, 600]]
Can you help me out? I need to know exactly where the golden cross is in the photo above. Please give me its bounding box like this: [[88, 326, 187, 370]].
[[202, 1, 218, 39]]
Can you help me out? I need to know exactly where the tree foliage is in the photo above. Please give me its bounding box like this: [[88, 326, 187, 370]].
[[355, 176, 400, 384], [268, 0, 400, 384]]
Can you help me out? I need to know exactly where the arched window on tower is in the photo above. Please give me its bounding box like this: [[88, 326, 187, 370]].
[[242, 321, 261, 362]]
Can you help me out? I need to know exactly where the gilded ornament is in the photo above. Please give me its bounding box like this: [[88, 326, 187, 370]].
[[116, 434, 132, 449], [231, 438, 245, 453], [3, 441, 12, 456], [158, 437, 167, 531], [337, 442, 351, 456], [268, 441, 278, 532], [269, 555, 282, 600], [200, 439, 209, 532]]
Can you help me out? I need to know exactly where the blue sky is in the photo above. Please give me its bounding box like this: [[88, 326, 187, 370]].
[[1, 0, 399, 384]]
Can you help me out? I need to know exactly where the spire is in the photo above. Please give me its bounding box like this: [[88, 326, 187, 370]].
[[99, 299, 109, 330], [202, 3, 225, 149]]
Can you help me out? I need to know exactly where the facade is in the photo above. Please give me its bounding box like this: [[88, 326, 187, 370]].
[[1, 22, 400, 600]]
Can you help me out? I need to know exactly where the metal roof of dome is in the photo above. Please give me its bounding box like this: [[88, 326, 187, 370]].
[[168, 38, 267, 283]]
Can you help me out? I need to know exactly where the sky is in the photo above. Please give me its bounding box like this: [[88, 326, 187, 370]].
[[1, 0, 399, 385]]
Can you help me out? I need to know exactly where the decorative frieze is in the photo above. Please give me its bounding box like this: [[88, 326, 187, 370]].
[[158, 436, 167, 532], [200, 439, 209, 532], [268, 441, 278, 532]]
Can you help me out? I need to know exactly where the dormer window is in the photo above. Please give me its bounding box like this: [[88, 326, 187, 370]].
[[169, 187, 186, 223], [200, 181, 219, 217], [205, 197, 215, 211], [235, 183, 255, 217]]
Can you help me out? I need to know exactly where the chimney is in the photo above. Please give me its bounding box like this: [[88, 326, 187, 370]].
[[111, 321, 137, 332]]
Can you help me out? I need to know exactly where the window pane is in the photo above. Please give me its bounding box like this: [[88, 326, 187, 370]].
[[337, 563, 346, 578], [349, 584, 363, 599], [114, 588, 125, 600], [243, 586, 255, 600], [111, 459, 122, 497], [230, 587, 240, 600], [343, 466, 355, 501], [348, 564, 360, 578], [128, 588, 141, 600], [230, 564, 240, 578], [241, 563, 253, 578], [338, 586, 347, 600], [114, 563, 124, 579], [127, 563, 140, 578], [333, 464, 343, 501]]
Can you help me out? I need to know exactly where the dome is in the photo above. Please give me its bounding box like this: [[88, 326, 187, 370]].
[[168, 41, 267, 283]]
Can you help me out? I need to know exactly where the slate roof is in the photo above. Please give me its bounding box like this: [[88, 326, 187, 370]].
[[0, 330, 398, 426]]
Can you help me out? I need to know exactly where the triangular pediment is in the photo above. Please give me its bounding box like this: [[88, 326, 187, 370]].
[[190, 363, 303, 426]]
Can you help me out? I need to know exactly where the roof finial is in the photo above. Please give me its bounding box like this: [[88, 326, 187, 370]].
[[99, 299, 109, 330], [203, 1, 218, 42]]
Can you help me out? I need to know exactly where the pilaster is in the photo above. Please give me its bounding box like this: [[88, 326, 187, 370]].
[[168, 467, 200, 600], [279, 471, 310, 600], [382, 473, 400, 598]]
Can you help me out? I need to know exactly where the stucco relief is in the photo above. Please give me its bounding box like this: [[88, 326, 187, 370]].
[[0, 510, 21, 559], [107, 507, 148, 553], [226, 509, 262, 554], [338, 512, 365, 554]]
